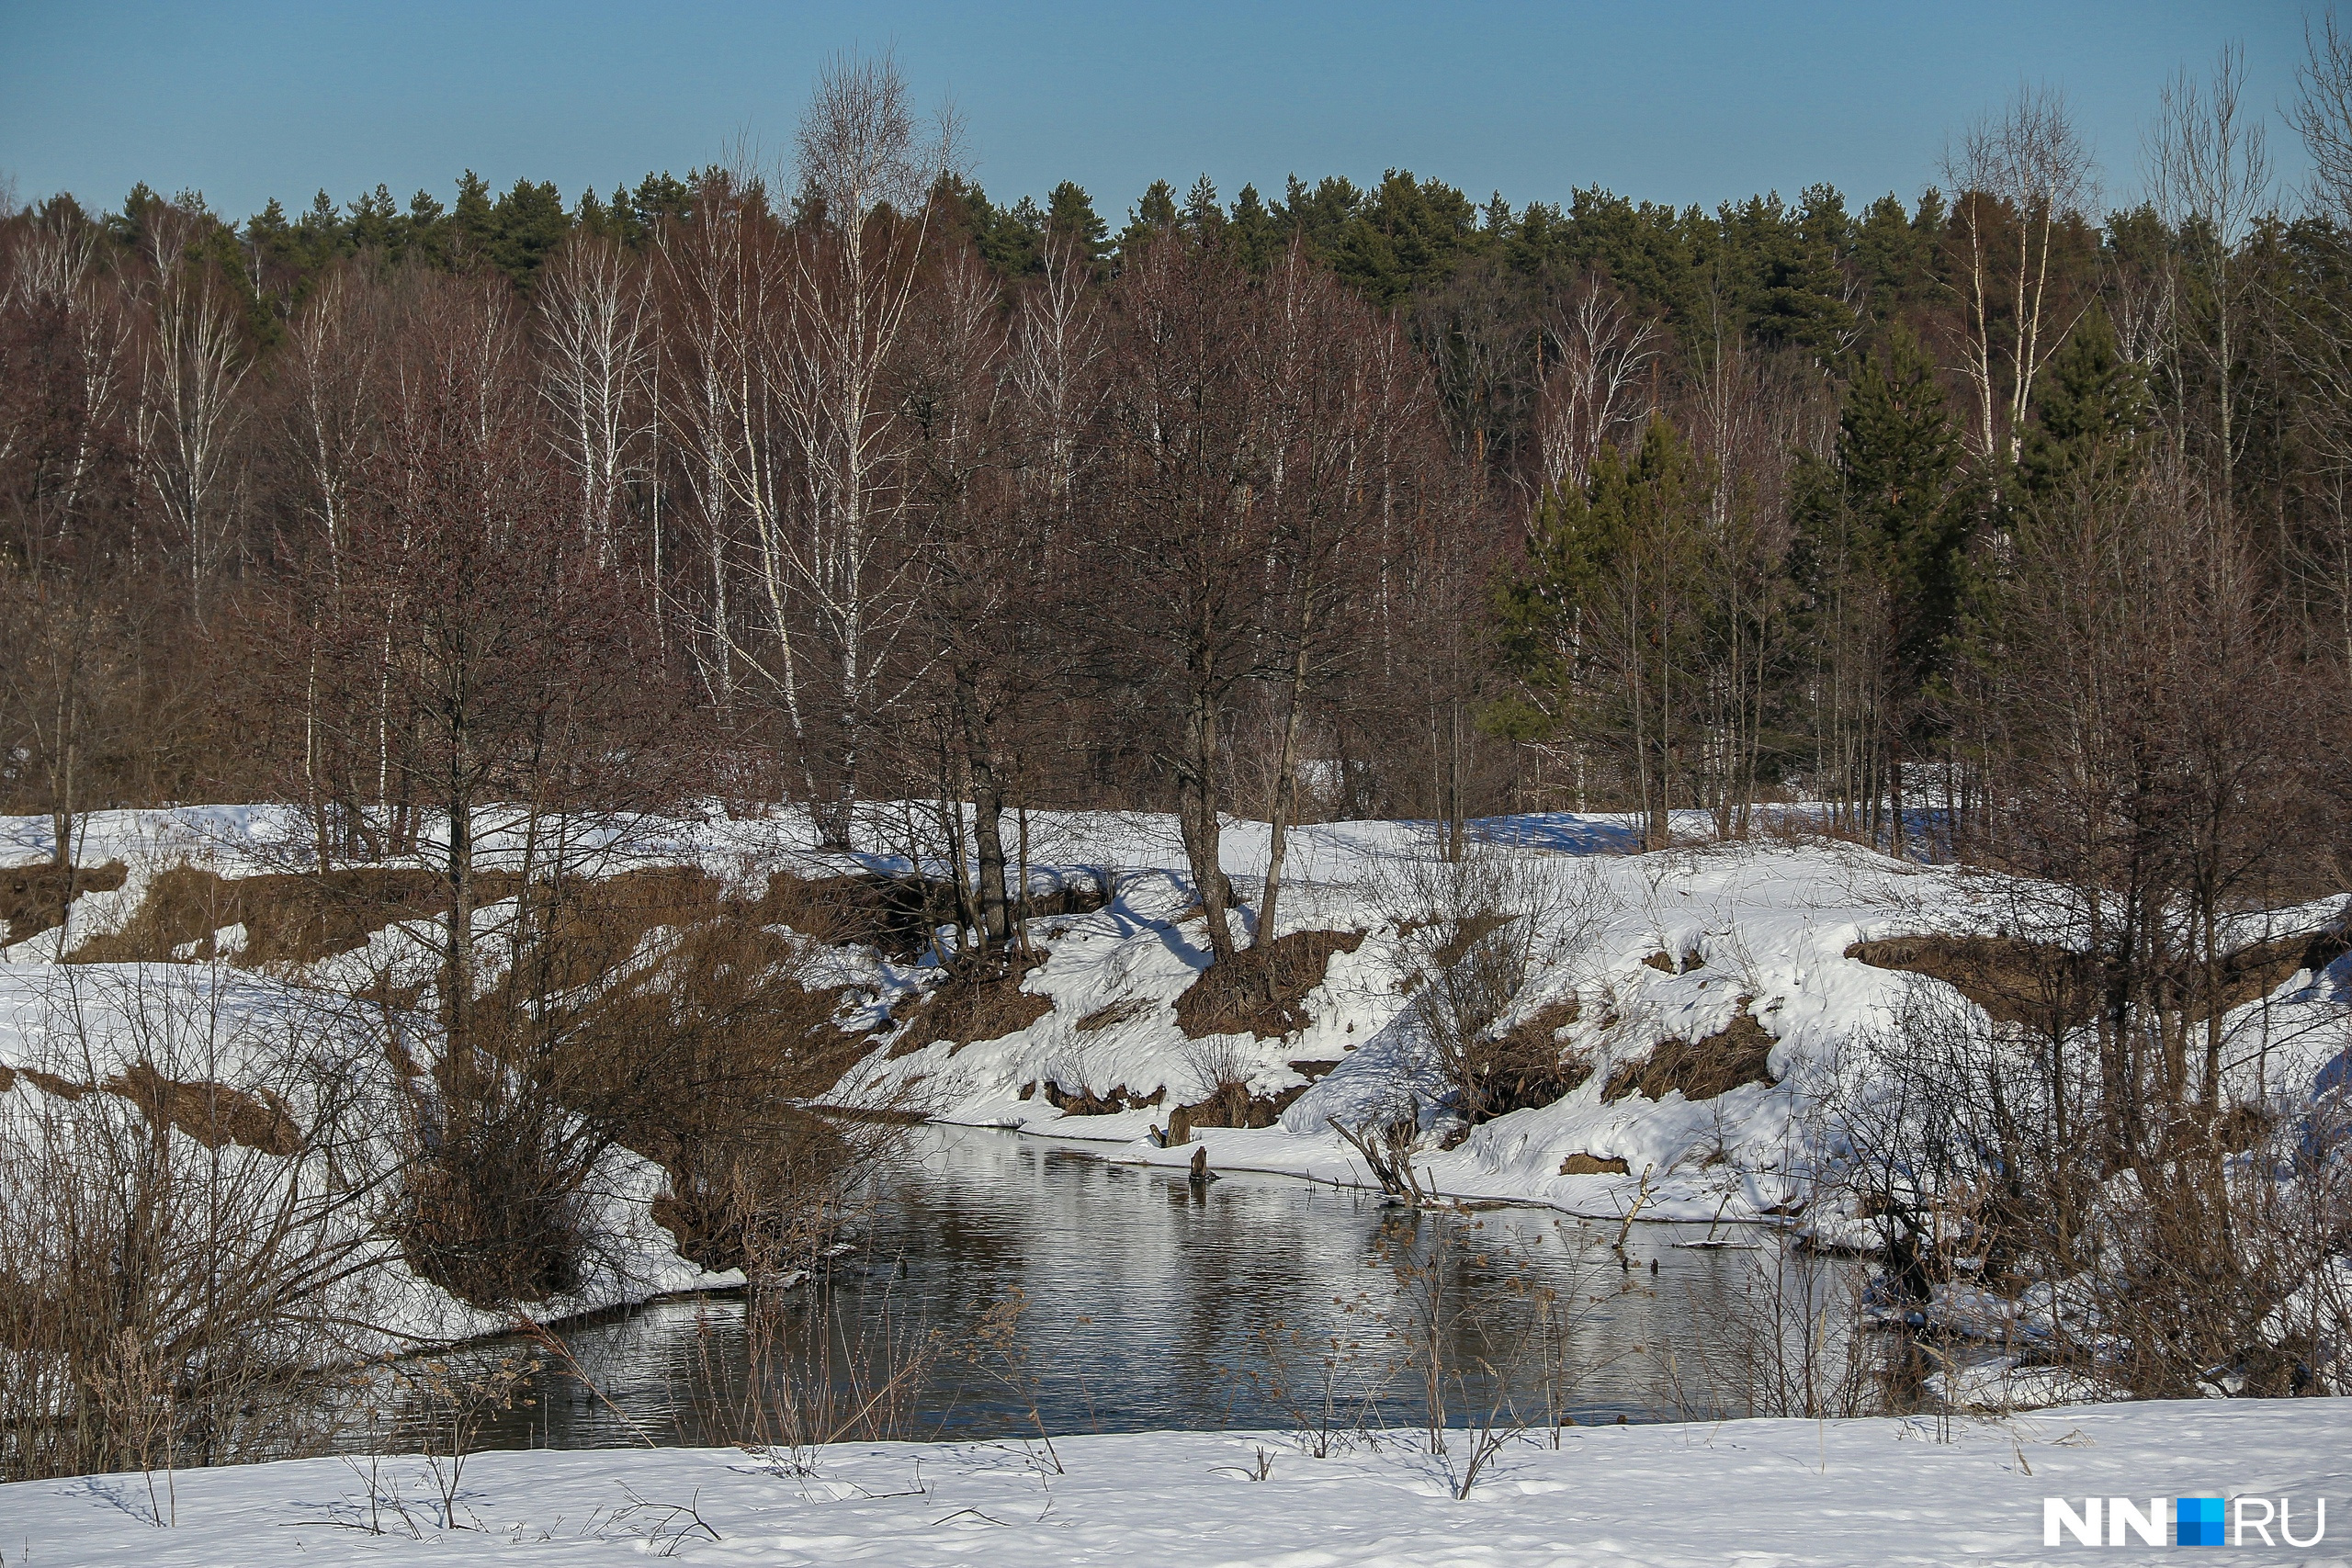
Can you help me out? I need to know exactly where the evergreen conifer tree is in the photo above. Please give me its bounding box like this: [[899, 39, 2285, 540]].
[[1117, 178, 1180, 260], [2016, 305, 2148, 507], [1045, 180, 1108, 270]]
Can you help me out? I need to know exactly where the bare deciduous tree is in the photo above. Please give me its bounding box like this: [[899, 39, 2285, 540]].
[[1941, 85, 2097, 465]]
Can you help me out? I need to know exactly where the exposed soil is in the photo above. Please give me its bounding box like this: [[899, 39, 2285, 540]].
[[1, 861, 127, 944], [1172, 928, 1365, 1040], [1602, 1006, 1777, 1103], [1559, 1153, 1631, 1175]]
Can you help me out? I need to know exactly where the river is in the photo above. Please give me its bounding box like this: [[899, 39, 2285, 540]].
[[387, 1125, 1858, 1451]]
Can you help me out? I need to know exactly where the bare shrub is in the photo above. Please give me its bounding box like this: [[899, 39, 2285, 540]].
[[1378, 840, 1611, 1122], [1825, 979, 2352, 1405], [392, 1086, 595, 1310], [0, 964, 400, 1483]]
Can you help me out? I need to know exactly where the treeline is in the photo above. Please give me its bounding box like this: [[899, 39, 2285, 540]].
[[8, 47, 2352, 958]]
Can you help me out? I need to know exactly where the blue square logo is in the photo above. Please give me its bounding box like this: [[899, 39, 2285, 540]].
[[2177, 1496, 2225, 1546]]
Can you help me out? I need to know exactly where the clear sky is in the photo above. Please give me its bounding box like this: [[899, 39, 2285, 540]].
[[0, 1, 2319, 227]]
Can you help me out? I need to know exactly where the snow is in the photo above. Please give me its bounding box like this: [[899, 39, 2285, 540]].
[[5, 800, 2348, 1371], [2, 1399, 2346, 1565]]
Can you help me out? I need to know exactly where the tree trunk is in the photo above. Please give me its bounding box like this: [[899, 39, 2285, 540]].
[[956, 669, 1012, 955], [1177, 688, 1238, 961], [1255, 645, 1312, 950]]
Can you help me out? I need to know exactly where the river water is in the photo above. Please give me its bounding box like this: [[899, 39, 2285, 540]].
[[407, 1125, 1854, 1451]]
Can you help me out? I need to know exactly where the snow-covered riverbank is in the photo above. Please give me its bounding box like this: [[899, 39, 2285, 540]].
[[4, 1400, 2345, 1565], [6, 802, 2348, 1374]]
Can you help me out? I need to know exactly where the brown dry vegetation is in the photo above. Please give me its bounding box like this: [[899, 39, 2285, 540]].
[[0, 861, 125, 943], [1165, 1080, 1308, 1143], [888, 967, 1053, 1056], [1602, 1007, 1776, 1103], [1074, 997, 1153, 1032], [1041, 1080, 1165, 1115], [464, 875, 876, 1283], [63, 863, 525, 966], [106, 1062, 301, 1156], [1469, 996, 1593, 1118], [1172, 928, 1364, 1039], [1845, 923, 2352, 1037]]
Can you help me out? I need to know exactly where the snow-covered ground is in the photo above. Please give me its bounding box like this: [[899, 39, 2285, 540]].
[[3, 1400, 2346, 1565], [5, 800, 2349, 1357]]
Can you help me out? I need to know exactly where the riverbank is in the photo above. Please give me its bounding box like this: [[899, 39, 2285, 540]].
[[5, 1399, 2342, 1565]]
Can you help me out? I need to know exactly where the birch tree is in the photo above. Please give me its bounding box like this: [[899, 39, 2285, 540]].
[[133, 207, 249, 623], [537, 231, 654, 568], [770, 51, 954, 847], [1941, 85, 2096, 467]]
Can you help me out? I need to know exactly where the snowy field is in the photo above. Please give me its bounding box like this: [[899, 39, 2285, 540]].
[[2, 1400, 2346, 1565]]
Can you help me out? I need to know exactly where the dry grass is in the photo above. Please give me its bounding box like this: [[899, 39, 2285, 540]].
[[106, 1063, 301, 1156], [1601, 1007, 1776, 1103], [0, 965, 396, 1483], [63, 863, 524, 967], [0, 860, 126, 943], [1172, 928, 1364, 1040], [1166, 1080, 1308, 1143], [1843, 934, 2096, 1035], [1041, 1079, 1165, 1115], [888, 967, 1052, 1056], [1471, 997, 1593, 1118], [1849, 922, 2352, 1036], [1074, 996, 1152, 1032]]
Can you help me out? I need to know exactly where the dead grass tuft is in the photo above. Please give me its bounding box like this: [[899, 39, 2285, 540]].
[[106, 1063, 301, 1156], [1172, 929, 1364, 1040], [1602, 1006, 1776, 1103], [888, 967, 1053, 1056], [0, 861, 126, 944], [1074, 997, 1152, 1032]]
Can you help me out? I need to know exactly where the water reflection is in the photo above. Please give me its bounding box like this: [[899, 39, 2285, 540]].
[[376, 1125, 1851, 1451]]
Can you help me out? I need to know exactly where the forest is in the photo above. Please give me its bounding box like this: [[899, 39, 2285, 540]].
[[8, 46, 2350, 915]]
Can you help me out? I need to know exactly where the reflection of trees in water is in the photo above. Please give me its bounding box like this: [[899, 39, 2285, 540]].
[[345, 1128, 1853, 1454]]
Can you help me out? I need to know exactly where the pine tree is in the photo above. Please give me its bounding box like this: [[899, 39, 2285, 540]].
[[1791, 327, 1973, 849], [451, 170, 495, 265], [2016, 305, 2148, 506], [402, 188, 448, 265], [631, 171, 693, 233], [491, 178, 569, 286], [1182, 173, 1222, 239], [1227, 183, 1282, 274], [1495, 415, 1709, 848], [1116, 178, 1180, 261], [1045, 180, 1108, 271]]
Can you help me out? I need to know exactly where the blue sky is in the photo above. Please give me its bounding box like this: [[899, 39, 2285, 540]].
[[0, 1, 2317, 226]]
